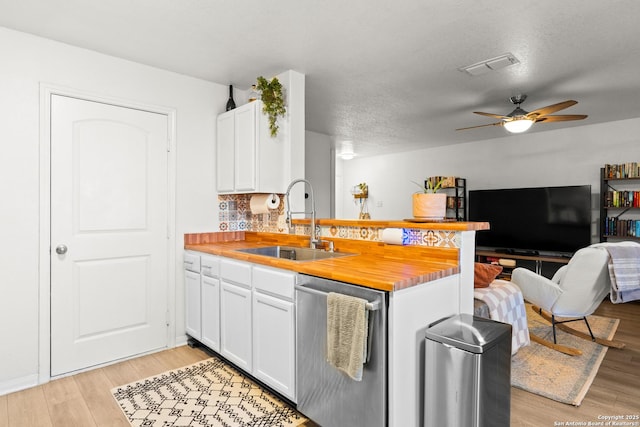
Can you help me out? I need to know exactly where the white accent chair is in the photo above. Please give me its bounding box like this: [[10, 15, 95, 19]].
[[511, 246, 612, 353]]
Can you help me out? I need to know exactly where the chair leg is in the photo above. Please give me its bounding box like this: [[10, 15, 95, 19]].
[[532, 305, 626, 349], [583, 317, 595, 341]]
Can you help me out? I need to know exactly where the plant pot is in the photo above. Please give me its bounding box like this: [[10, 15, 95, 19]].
[[412, 193, 447, 220]]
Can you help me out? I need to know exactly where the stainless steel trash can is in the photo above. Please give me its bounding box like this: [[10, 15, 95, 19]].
[[424, 313, 512, 427]]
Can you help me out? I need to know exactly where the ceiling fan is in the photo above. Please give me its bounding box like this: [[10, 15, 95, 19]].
[[456, 94, 588, 133]]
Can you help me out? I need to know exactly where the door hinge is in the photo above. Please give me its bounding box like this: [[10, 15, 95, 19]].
[[167, 137, 171, 152]]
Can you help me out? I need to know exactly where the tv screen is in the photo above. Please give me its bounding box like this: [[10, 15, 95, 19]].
[[469, 185, 592, 255]]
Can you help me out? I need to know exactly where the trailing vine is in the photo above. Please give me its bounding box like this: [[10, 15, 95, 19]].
[[256, 76, 286, 137]]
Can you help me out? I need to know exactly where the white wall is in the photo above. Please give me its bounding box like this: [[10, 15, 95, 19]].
[[0, 27, 223, 393], [338, 118, 640, 237], [305, 131, 332, 218]]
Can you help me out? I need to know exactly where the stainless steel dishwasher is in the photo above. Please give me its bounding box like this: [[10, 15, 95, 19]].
[[296, 274, 387, 427]]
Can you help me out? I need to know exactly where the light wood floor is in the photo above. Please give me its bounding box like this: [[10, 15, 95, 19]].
[[1, 300, 638, 426], [511, 299, 640, 426]]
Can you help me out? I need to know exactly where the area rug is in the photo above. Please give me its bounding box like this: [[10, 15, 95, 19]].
[[111, 357, 308, 427], [511, 304, 620, 406]]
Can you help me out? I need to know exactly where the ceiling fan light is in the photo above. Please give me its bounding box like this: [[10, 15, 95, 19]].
[[504, 118, 534, 133]]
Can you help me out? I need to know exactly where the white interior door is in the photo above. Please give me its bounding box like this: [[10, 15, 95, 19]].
[[50, 95, 169, 376]]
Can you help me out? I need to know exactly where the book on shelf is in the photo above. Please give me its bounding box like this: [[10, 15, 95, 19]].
[[604, 217, 640, 238], [604, 162, 640, 179], [605, 190, 640, 208], [446, 196, 464, 209]]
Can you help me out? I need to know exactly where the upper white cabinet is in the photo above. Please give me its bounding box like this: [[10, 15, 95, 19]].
[[216, 101, 283, 193], [216, 70, 306, 196], [216, 112, 235, 192]]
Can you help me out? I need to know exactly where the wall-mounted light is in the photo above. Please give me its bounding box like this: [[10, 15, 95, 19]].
[[339, 140, 355, 160]]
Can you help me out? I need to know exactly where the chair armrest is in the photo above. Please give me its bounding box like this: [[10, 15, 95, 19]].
[[511, 267, 564, 311], [551, 265, 568, 284]]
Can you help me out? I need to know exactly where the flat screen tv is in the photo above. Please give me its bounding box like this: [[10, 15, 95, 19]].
[[469, 185, 592, 256]]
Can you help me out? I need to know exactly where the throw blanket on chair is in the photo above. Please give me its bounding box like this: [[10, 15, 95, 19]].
[[603, 244, 640, 303], [474, 279, 530, 354]]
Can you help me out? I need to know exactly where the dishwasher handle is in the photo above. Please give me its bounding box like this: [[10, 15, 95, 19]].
[[295, 283, 381, 311]]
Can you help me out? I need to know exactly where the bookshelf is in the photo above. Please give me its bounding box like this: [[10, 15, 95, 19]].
[[600, 164, 640, 242], [426, 176, 466, 221]]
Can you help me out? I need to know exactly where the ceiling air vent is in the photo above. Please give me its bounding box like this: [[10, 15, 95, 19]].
[[458, 53, 520, 76]]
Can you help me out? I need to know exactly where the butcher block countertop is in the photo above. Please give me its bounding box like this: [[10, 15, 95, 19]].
[[294, 218, 490, 231], [184, 230, 468, 292]]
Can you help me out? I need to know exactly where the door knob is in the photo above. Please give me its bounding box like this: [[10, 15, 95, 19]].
[[55, 244, 68, 255]]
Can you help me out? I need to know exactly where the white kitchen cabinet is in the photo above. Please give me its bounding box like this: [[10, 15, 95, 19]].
[[220, 282, 252, 371], [216, 112, 235, 192], [184, 251, 202, 340], [200, 254, 221, 352], [186, 252, 298, 402], [216, 100, 288, 194], [220, 259, 253, 371], [252, 265, 296, 401], [184, 270, 201, 339], [253, 291, 295, 400], [234, 103, 257, 191]]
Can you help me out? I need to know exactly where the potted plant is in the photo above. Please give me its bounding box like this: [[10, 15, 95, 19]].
[[411, 178, 447, 219], [256, 76, 286, 137]]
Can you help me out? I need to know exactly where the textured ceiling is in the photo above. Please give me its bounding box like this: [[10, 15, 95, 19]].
[[2, 1, 639, 157]]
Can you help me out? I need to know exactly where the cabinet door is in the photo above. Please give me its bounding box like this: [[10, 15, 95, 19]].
[[253, 291, 296, 401], [216, 111, 235, 192], [184, 270, 201, 339], [220, 281, 252, 371], [234, 103, 257, 191], [201, 275, 220, 352]]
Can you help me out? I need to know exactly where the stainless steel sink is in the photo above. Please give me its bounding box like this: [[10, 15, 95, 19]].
[[235, 245, 355, 261]]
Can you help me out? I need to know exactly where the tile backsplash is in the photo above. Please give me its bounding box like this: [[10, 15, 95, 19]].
[[217, 194, 459, 248], [218, 194, 287, 233]]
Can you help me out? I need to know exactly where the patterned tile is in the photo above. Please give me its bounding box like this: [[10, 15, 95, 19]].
[[217, 195, 461, 248]]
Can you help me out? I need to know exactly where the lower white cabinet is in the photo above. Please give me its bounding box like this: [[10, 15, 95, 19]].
[[184, 270, 201, 339], [187, 254, 297, 402], [252, 265, 296, 399], [201, 275, 220, 351], [184, 250, 202, 340], [220, 258, 253, 372], [253, 291, 296, 400], [220, 281, 253, 371], [184, 251, 220, 346]]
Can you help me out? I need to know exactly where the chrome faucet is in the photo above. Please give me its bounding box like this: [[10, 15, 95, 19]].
[[285, 178, 318, 249]]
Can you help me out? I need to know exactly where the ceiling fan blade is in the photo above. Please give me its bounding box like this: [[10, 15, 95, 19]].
[[535, 114, 588, 123], [456, 122, 503, 131], [527, 100, 577, 118], [473, 111, 509, 120]]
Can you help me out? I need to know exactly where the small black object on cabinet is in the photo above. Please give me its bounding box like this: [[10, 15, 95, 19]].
[[226, 85, 236, 111]]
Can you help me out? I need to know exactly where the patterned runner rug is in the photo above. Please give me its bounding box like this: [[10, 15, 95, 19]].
[[511, 304, 620, 406], [111, 356, 308, 427]]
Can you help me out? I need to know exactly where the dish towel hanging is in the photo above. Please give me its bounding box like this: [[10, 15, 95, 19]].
[[326, 292, 369, 381]]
